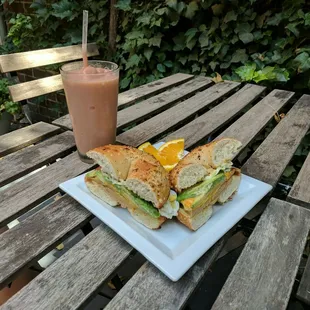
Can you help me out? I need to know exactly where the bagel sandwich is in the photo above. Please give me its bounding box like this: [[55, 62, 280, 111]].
[[170, 138, 242, 231], [84, 145, 176, 229]]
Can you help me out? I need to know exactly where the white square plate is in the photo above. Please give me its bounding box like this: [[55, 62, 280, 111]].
[[59, 142, 272, 281]]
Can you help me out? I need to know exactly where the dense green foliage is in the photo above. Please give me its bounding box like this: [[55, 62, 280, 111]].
[[0, 78, 21, 117], [2, 0, 310, 91], [1, 0, 109, 52]]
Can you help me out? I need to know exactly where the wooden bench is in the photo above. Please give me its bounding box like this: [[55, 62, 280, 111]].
[[0, 43, 99, 102], [0, 43, 99, 161], [1, 76, 310, 309]]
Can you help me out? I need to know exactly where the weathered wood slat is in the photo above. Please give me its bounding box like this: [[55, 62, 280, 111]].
[[0, 43, 99, 73], [212, 198, 310, 310], [163, 84, 265, 149], [0, 225, 132, 310], [0, 196, 92, 287], [52, 73, 194, 130], [9, 74, 63, 102], [104, 239, 225, 310], [243, 95, 310, 187], [217, 89, 294, 152], [0, 151, 95, 227], [117, 76, 213, 130], [0, 121, 61, 157], [117, 81, 240, 147], [118, 73, 193, 108], [287, 152, 310, 209], [297, 255, 310, 304], [0, 131, 75, 187]]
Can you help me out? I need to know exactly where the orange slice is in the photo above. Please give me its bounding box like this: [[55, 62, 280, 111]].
[[138, 142, 162, 161], [138, 139, 185, 172], [158, 139, 185, 164], [138, 142, 152, 151], [161, 163, 178, 172]]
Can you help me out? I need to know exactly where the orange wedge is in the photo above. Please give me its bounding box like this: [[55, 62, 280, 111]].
[[138, 142, 161, 160], [138, 139, 185, 172], [158, 139, 185, 164]]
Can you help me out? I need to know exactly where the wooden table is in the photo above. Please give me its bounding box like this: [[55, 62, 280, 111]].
[[1, 74, 310, 309]]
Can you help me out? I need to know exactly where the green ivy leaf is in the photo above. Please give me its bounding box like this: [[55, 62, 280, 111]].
[[187, 38, 197, 50], [252, 66, 289, 83], [224, 11, 237, 23], [89, 24, 97, 36], [149, 33, 163, 47], [51, 0, 79, 21], [209, 61, 218, 71], [185, 1, 199, 19], [286, 22, 300, 37], [199, 24, 207, 32], [178, 56, 187, 65], [239, 32, 254, 44], [209, 17, 219, 33], [235, 63, 256, 81], [191, 63, 200, 72], [220, 62, 231, 69], [220, 45, 229, 58], [231, 35, 239, 44], [253, 31, 263, 40], [235, 22, 253, 34], [157, 52, 166, 62], [274, 68, 290, 82], [137, 38, 148, 46], [256, 11, 271, 28], [120, 76, 132, 89], [271, 50, 282, 63], [266, 13, 283, 26], [164, 60, 173, 67], [125, 30, 144, 40], [293, 52, 310, 73], [166, 0, 177, 9], [231, 49, 248, 63], [156, 7, 168, 16], [126, 54, 140, 69], [157, 63, 166, 73], [305, 13, 310, 26], [201, 0, 214, 9], [185, 28, 198, 43], [212, 4, 224, 16], [176, 2, 186, 14], [115, 0, 131, 11], [144, 48, 153, 61], [199, 32, 209, 48], [137, 14, 151, 26]]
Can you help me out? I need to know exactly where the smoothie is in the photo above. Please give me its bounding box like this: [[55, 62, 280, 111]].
[[60, 61, 119, 162]]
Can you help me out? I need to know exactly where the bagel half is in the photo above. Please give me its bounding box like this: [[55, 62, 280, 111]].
[[85, 145, 170, 229], [170, 138, 242, 193], [170, 138, 242, 231], [87, 145, 170, 208]]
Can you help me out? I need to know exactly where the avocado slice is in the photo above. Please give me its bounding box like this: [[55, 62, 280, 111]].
[[86, 170, 160, 218], [177, 173, 225, 201]]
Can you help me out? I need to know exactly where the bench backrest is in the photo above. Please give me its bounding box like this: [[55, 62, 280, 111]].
[[0, 43, 99, 102]]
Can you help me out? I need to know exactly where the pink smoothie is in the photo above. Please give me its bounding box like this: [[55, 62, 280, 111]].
[[61, 63, 119, 158]]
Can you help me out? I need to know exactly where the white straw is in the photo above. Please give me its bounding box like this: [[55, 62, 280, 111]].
[[82, 10, 89, 67]]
